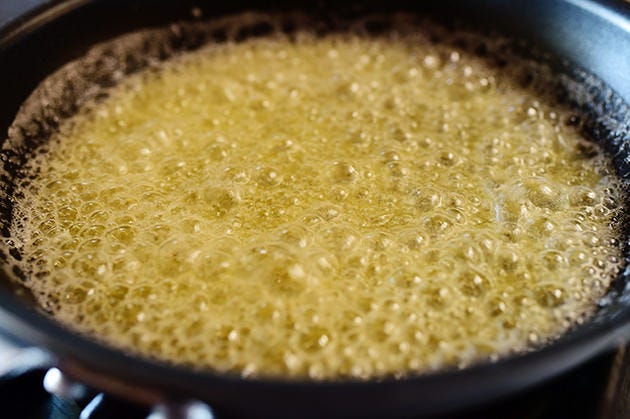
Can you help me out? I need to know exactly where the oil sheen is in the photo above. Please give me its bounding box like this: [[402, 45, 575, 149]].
[[10, 31, 626, 379]]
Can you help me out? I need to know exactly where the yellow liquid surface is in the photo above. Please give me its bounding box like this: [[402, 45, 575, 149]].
[[9, 32, 625, 379]]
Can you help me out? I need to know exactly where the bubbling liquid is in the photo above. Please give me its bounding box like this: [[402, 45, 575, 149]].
[[8, 25, 626, 379]]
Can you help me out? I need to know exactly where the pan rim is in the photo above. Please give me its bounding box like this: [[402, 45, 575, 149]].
[[0, 0, 629, 415]]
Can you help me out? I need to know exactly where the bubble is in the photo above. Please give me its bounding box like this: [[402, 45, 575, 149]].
[[535, 286, 566, 308], [79, 238, 102, 250], [423, 214, 452, 237], [330, 161, 359, 183], [523, 177, 561, 210], [397, 229, 428, 251], [541, 250, 568, 271], [63, 286, 87, 304], [330, 186, 350, 202], [89, 210, 110, 223], [349, 130, 373, 148], [71, 252, 102, 276], [107, 225, 136, 244], [207, 144, 229, 161], [380, 150, 401, 164], [58, 205, 79, 222], [494, 246, 520, 273], [256, 167, 283, 187], [157, 238, 197, 275], [202, 186, 240, 214], [528, 217, 557, 238], [276, 223, 311, 248], [569, 186, 598, 207], [321, 225, 360, 252], [423, 54, 440, 70], [315, 204, 341, 221], [389, 269, 423, 288], [106, 285, 129, 302], [412, 188, 442, 212], [224, 167, 250, 184], [38, 219, 57, 235], [459, 270, 489, 297], [427, 286, 451, 308], [366, 231, 394, 251], [439, 151, 456, 166]]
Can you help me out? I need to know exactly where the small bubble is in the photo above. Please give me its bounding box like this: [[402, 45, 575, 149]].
[[398, 229, 427, 251], [256, 167, 283, 187], [439, 151, 456, 166], [58, 205, 78, 221], [380, 150, 401, 163], [387, 162, 409, 178], [224, 167, 250, 184], [569, 186, 598, 207], [541, 250, 567, 271], [108, 225, 135, 244], [38, 219, 57, 235], [330, 186, 349, 202], [315, 205, 341, 221], [202, 186, 240, 214], [524, 178, 561, 210], [459, 270, 489, 297], [330, 161, 359, 183], [535, 286, 566, 308], [423, 214, 452, 236], [63, 286, 87, 304], [423, 55, 440, 70], [413, 189, 442, 212], [488, 297, 508, 316]]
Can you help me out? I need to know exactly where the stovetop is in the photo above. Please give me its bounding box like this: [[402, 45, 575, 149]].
[[0, 345, 628, 419]]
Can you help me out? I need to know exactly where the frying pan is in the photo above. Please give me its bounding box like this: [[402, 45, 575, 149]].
[[0, 1, 629, 418]]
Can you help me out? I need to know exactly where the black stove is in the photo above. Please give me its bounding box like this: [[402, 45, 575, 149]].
[[0, 344, 628, 419]]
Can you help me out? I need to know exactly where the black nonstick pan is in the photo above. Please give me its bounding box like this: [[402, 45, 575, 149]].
[[0, 1, 629, 418]]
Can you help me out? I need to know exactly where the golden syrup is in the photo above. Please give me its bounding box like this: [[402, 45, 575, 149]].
[[9, 31, 625, 379]]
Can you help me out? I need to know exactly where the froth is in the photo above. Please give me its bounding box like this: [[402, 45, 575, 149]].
[[5, 16, 627, 380]]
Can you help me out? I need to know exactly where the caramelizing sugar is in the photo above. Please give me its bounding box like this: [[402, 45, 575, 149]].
[[10, 32, 625, 379]]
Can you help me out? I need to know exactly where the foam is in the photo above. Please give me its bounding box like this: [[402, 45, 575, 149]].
[[2, 14, 628, 380]]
